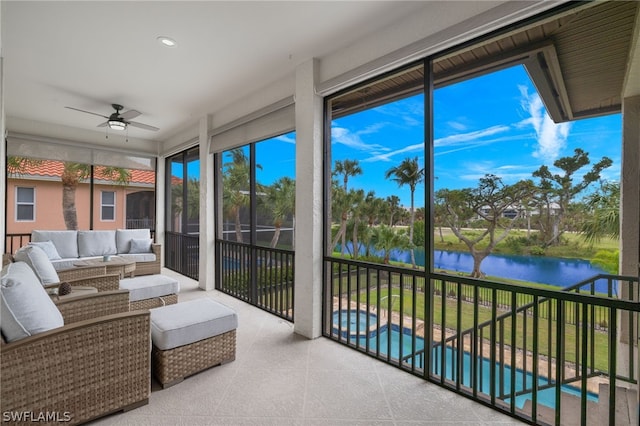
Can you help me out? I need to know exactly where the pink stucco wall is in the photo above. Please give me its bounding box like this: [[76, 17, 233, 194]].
[[6, 178, 129, 234]]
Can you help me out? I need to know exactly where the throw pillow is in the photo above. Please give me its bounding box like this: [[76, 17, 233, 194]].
[[28, 241, 62, 260], [14, 245, 61, 285], [129, 238, 153, 254], [1, 262, 64, 342]]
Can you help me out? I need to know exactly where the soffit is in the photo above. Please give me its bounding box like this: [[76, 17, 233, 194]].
[[332, 1, 639, 123]]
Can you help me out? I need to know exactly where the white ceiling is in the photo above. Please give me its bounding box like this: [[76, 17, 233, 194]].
[[2, 1, 436, 145]]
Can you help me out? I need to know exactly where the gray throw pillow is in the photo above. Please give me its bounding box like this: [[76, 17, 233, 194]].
[[129, 238, 153, 254], [28, 241, 62, 260], [14, 245, 61, 285]]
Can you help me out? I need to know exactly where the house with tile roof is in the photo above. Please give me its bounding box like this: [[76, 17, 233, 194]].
[[6, 159, 155, 235]]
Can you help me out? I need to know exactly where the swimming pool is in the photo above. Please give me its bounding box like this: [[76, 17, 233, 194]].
[[332, 310, 598, 409]]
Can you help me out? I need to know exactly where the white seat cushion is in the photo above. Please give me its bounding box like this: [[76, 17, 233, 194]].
[[1, 262, 64, 342], [119, 274, 179, 302], [118, 253, 157, 263], [14, 245, 60, 285], [150, 298, 238, 350]]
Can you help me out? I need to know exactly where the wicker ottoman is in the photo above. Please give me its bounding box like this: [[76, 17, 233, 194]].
[[120, 274, 180, 310], [150, 298, 238, 388]]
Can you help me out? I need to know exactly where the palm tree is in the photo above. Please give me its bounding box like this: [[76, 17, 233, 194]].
[[386, 195, 401, 227], [265, 176, 296, 248], [580, 181, 620, 245], [371, 225, 412, 264], [333, 159, 362, 191], [331, 159, 363, 256], [6, 156, 43, 176], [385, 157, 424, 268], [222, 148, 252, 243], [61, 163, 131, 230]]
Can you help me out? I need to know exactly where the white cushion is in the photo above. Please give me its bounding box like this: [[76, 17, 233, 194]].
[[1, 262, 64, 342], [118, 253, 157, 263], [119, 275, 179, 302], [32, 230, 78, 259], [116, 229, 151, 254], [14, 245, 60, 285], [28, 241, 62, 260], [150, 298, 238, 350], [129, 238, 152, 254], [77, 230, 117, 257]]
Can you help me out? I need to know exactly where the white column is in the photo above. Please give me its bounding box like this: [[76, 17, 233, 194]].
[[0, 57, 5, 254], [155, 155, 166, 266], [199, 115, 215, 290], [294, 58, 323, 339], [620, 95, 640, 278], [618, 95, 640, 382]]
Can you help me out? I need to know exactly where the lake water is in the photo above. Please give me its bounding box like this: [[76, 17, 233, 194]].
[[387, 248, 609, 289]]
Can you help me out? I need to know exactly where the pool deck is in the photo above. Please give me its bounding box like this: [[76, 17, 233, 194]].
[[333, 297, 608, 396]]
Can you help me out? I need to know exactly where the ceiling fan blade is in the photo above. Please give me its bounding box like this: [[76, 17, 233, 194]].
[[128, 121, 159, 131], [97, 121, 108, 128], [65, 106, 109, 119], [119, 109, 141, 120]]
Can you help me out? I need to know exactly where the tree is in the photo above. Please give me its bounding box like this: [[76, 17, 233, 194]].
[[436, 175, 534, 278], [265, 176, 296, 248], [6, 156, 43, 176], [61, 163, 131, 230], [385, 195, 401, 227], [222, 148, 252, 243], [579, 181, 619, 245], [385, 157, 424, 268], [333, 159, 362, 191], [331, 159, 363, 255], [532, 148, 612, 247], [371, 225, 412, 264]]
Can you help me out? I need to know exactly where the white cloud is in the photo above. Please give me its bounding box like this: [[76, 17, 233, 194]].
[[275, 134, 295, 144], [362, 142, 423, 163], [331, 124, 390, 154], [518, 85, 571, 163], [447, 121, 468, 131], [435, 125, 510, 148]]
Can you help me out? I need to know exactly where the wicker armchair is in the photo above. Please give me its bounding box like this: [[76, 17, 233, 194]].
[[0, 291, 150, 425], [58, 272, 121, 292]]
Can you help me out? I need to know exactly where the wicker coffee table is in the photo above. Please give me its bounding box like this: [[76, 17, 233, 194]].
[[74, 256, 136, 278]]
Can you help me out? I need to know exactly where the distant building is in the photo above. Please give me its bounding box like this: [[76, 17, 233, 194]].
[[6, 160, 155, 235]]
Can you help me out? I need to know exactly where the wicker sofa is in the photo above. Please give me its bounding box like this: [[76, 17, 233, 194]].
[[1, 262, 150, 425], [30, 229, 161, 276]]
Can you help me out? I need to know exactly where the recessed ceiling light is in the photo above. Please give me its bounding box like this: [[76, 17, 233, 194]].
[[157, 36, 177, 48]]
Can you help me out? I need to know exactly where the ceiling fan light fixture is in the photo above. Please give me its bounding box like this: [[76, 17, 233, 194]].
[[108, 120, 127, 130], [157, 36, 177, 48]]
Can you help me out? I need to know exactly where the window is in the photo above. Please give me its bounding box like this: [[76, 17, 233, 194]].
[[101, 191, 115, 221], [16, 187, 35, 221]]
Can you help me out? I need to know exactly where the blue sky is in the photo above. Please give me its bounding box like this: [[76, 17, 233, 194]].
[[329, 65, 621, 208], [208, 64, 621, 210]]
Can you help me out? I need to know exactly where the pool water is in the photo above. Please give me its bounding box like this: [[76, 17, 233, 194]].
[[333, 310, 598, 409]]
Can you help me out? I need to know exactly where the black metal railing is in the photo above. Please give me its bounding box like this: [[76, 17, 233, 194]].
[[165, 231, 199, 280], [324, 256, 640, 425], [126, 218, 155, 230], [4, 233, 31, 254], [216, 239, 294, 322]]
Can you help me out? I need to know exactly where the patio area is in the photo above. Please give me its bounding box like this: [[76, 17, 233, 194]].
[[94, 269, 520, 425]]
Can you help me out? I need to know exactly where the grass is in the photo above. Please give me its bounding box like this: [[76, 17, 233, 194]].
[[433, 228, 618, 263]]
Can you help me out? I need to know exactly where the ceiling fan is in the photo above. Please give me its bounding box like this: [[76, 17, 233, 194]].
[[65, 103, 159, 131]]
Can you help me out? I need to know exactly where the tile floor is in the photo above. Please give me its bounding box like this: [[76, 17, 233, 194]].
[[93, 269, 522, 425]]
